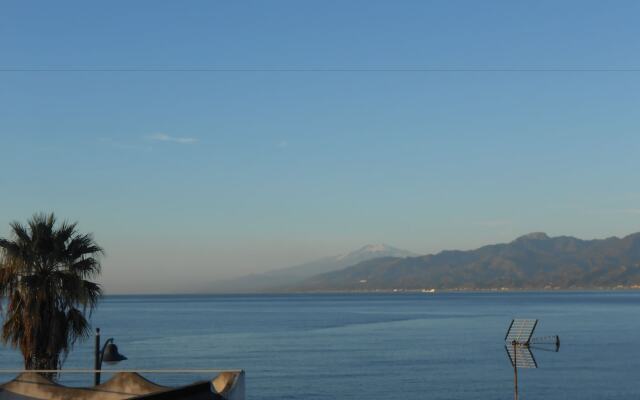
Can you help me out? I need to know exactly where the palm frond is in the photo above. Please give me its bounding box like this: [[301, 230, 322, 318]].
[[0, 213, 104, 374]]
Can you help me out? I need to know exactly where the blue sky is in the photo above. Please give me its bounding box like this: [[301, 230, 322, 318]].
[[1, 1, 640, 293]]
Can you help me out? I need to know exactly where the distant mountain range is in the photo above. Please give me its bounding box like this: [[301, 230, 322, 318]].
[[208, 244, 417, 293], [291, 232, 640, 291]]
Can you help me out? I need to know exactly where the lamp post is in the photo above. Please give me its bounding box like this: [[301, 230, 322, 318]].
[[94, 328, 127, 386]]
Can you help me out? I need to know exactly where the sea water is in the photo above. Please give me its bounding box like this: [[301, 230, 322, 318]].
[[0, 292, 638, 399]]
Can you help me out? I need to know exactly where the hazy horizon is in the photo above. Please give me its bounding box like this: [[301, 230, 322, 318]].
[[2, 1, 640, 293], [1, 220, 638, 294]]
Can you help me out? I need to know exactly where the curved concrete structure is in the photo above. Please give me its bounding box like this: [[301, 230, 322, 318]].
[[0, 371, 244, 400], [212, 371, 244, 400]]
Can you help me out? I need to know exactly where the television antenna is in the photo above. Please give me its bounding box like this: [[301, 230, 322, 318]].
[[504, 319, 560, 400]]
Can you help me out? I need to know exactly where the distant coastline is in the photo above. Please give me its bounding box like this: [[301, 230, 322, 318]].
[[283, 232, 640, 293], [254, 286, 640, 295], [104, 286, 640, 297]]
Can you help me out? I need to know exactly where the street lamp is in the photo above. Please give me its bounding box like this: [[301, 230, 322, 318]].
[[94, 328, 127, 385]]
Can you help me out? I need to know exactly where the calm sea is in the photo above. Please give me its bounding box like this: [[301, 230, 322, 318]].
[[0, 292, 638, 399]]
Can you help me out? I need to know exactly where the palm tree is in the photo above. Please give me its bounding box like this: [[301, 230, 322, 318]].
[[0, 213, 103, 375]]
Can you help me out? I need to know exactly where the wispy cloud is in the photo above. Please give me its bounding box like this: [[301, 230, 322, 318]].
[[277, 140, 288, 148], [147, 133, 197, 144]]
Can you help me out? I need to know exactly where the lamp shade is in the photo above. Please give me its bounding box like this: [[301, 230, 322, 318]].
[[102, 342, 127, 363]]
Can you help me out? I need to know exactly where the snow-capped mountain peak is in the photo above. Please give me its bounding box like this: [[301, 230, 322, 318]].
[[337, 244, 416, 260]]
